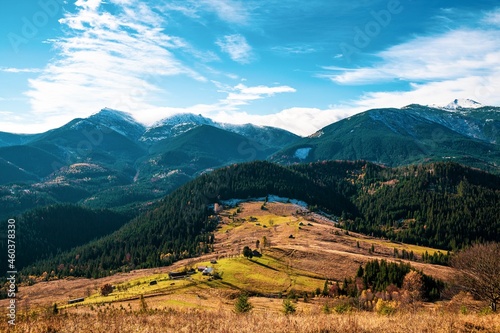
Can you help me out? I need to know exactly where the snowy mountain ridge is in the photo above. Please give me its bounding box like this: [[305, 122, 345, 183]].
[[430, 98, 484, 111]]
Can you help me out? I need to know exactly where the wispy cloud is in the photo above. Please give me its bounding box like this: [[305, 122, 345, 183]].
[[483, 7, 500, 26], [136, 82, 300, 132], [321, 10, 500, 109], [162, 0, 250, 25], [208, 106, 360, 137], [216, 34, 254, 64], [222, 83, 296, 106], [326, 29, 500, 84], [198, 0, 250, 24], [272, 45, 319, 55], [25, 0, 205, 119], [0, 67, 42, 73]]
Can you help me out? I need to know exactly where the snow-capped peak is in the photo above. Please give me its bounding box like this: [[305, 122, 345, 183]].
[[91, 108, 139, 124], [88, 108, 146, 140], [150, 113, 214, 128], [442, 99, 483, 110]]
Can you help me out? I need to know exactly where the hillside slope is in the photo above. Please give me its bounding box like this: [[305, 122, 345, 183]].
[[272, 105, 500, 173], [18, 161, 500, 279]]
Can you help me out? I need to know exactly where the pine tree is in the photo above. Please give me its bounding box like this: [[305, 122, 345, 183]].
[[139, 294, 148, 313], [234, 293, 253, 313], [282, 299, 296, 315], [322, 279, 329, 296]]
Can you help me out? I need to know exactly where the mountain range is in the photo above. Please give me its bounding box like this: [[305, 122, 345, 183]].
[[0, 100, 498, 220], [272, 103, 499, 173]]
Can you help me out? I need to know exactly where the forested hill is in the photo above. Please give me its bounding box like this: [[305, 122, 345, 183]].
[[19, 161, 500, 279], [0, 205, 131, 270]]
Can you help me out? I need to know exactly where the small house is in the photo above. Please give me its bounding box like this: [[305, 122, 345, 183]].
[[202, 267, 214, 276], [197, 266, 207, 272]]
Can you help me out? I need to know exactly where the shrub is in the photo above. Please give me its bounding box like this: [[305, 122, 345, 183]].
[[100, 284, 113, 296], [322, 302, 331, 314], [334, 303, 352, 314], [235, 293, 253, 314], [332, 297, 354, 314], [282, 299, 296, 315], [375, 299, 397, 315]]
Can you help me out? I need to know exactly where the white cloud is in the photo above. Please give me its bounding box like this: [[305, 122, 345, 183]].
[[323, 23, 500, 110], [483, 8, 500, 26], [75, 0, 102, 11], [327, 29, 500, 84], [0, 67, 41, 73], [0, 113, 78, 134], [272, 45, 318, 55], [132, 83, 304, 133], [199, 0, 249, 24], [352, 76, 500, 110], [223, 83, 296, 106], [162, 0, 250, 25], [216, 34, 254, 64], [24, 0, 205, 120], [206, 106, 361, 137]]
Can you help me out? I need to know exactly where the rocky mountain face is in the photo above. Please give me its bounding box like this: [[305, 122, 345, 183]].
[[271, 103, 500, 174]]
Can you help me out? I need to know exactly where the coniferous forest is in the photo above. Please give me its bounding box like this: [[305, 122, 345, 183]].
[[6, 160, 500, 282]]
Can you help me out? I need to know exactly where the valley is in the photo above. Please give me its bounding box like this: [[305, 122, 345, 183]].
[[2, 201, 498, 333], [2, 201, 453, 311]]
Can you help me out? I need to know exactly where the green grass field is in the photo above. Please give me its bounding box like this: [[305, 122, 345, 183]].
[[64, 253, 326, 309]]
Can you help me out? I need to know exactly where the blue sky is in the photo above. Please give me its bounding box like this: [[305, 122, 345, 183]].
[[1, 0, 500, 136]]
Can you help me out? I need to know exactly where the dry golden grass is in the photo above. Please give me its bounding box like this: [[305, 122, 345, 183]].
[[2, 307, 499, 333], [0, 201, 457, 326]]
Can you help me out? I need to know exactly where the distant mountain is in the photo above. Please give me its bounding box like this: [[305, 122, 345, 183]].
[[0, 132, 41, 148], [0, 145, 65, 181], [29, 118, 146, 175], [272, 104, 500, 173], [141, 113, 300, 149], [88, 108, 147, 142], [140, 125, 276, 178], [141, 113, 216, 142], [0, 110, 299, 219], [1, 103, 499, 221], [441, 98, 483, 110], [218, 123, 300, 149]]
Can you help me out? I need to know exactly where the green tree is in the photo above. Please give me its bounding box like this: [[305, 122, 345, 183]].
[[282, 299, 296, 315], [242, 246, 253, 259], [234, 293, 253, 313], [356, 265, 364, 278], [322, 279, 329, 296]]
